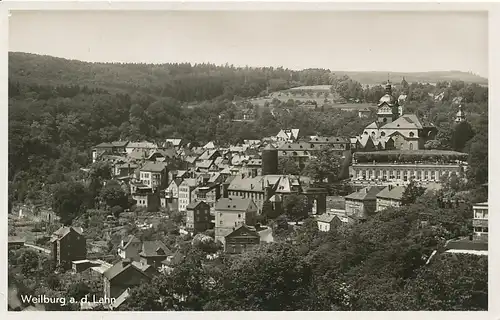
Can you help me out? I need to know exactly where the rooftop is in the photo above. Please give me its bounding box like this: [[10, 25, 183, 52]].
[[215, 197, 255, 212]]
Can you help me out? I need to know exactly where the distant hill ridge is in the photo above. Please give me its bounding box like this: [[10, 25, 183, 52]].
[[9, 52, 488, 91]]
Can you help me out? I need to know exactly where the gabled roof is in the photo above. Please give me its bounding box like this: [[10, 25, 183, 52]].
[[103, 259, 151, 280], [316, 213, 340, 223], [50, 226, 83, 242], [180, 178, 197, 188], [196, 159, 215, 169], [381, 113, 423, 130], [140, 240, 171, 257], [140, 162, 167, 172], [346, 186, 384, 201], [376, 185, 406, 201], [95, 142, 114, 148], [225, 224, 260, 239], [121, 235, 141, 249], [215, 197, 255, 212], [365, 121, 380, 130], [199, 149, 220, 161], [127, 141, 157, 149], [308, 136, 349, 144], [203, 141, 216, 149], [112, 141, 129, 148], [186, 200, 208, 210]]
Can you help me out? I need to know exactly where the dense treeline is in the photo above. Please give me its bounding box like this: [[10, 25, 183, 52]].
[[118, 191, 487, 311]]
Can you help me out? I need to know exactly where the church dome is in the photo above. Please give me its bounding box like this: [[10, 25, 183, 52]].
[[379, 94, 396, 105]]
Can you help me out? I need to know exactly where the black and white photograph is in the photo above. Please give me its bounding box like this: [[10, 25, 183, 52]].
[[5, 4, 491, 312]]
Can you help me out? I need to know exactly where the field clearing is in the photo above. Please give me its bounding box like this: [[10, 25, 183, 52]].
[[288, 85, 332, 91]]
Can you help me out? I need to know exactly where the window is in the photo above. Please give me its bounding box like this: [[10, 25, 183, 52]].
[[381, 131, 386, 136], [409, 132, 415, 137], [238, 214, 241, 218], [383, 118, 387, 123], [409, 143, 413, 150]]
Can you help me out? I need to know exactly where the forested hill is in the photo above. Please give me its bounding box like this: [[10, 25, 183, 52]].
[[333, 71, 488, 86], [9, 52, 487, 102]]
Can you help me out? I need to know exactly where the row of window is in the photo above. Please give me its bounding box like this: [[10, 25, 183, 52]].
[[229, 191, 264, 201], [474, 209, 489, 219], [355, 169, 456, 180], [474, 227, 489, 233]]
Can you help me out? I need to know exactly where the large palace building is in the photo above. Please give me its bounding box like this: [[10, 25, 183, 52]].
[[349, 150, 468, 188]]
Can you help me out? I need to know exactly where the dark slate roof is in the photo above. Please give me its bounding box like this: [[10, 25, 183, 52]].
[[103, 259, 150, 280], [345, 186, 384, 201], [122, 235, 141, 249], [186, 200, 208, 210], [140, 240, 171, 257], [215, 197, 254, 212], [112, 141, 129, 148], [95, 142, 114, 148], [140, 161, 167, 172], [50, 226, 83, 242], [376, 185, 406, 201]]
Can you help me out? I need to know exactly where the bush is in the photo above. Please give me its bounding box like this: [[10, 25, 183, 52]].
[[111, 205, 123, 216]]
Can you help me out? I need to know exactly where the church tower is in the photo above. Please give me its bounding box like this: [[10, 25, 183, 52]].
[[455, 105, 466, 123], [377, 80, 399, 124]]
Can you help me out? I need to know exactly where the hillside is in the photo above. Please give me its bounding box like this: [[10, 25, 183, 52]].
[[333, 71, 488, 86], [9, 53, 488, 101]]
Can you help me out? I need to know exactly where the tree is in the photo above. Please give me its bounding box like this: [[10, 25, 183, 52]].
[[262, 200, 278, 220], [207, 243, 320, 310], [404, 255, 487, 310], [451, 121, 475, 151], [302, 148, 341, 183], [99, 180, 128, 210], [278, 157, 300, 175], [401, 180, 426, 206], [465, 133, 488, 186], [283, 194, 309, 222], [17, 249, 40, 276], [51, 181, 88, 225]]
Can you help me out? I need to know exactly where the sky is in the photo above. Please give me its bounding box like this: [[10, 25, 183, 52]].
[[8, 10, 488, 77]]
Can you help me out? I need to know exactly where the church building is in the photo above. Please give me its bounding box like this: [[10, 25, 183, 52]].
[[353, 79, 437, 151]]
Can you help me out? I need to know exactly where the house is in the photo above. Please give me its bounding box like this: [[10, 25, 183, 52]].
[[139, 162, 168, 192], [227, 174, 308, 213], [307, 136, 350, 152], [345, 186, 384, 219], [102, 259, 152, 300], [316, 213, 342, 232], [376, 185, 406, 211], [178, 178, 198, 212], [224, 225, 260, 254], [139, 240, 171, 268], [191, 183, 221, 211], [161, 179, 182, 208], [160, 250, 185, 274], [198, 149, 221, 162], [214, 197, 258, 243], [358, 107, 371, 118], [117, 235, 142, 261], [473, 202, 488, 241], [125, 141, 158, 155], [186, 201, 212, 233], [49, 226, 87, 269], [203, 141, 216, 150], [443, 238, 488, 256], [165, 138, 184, 149], [195, 159, 217, 173], [133, 191, 161, 212], [276, 129, 300, 142]]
